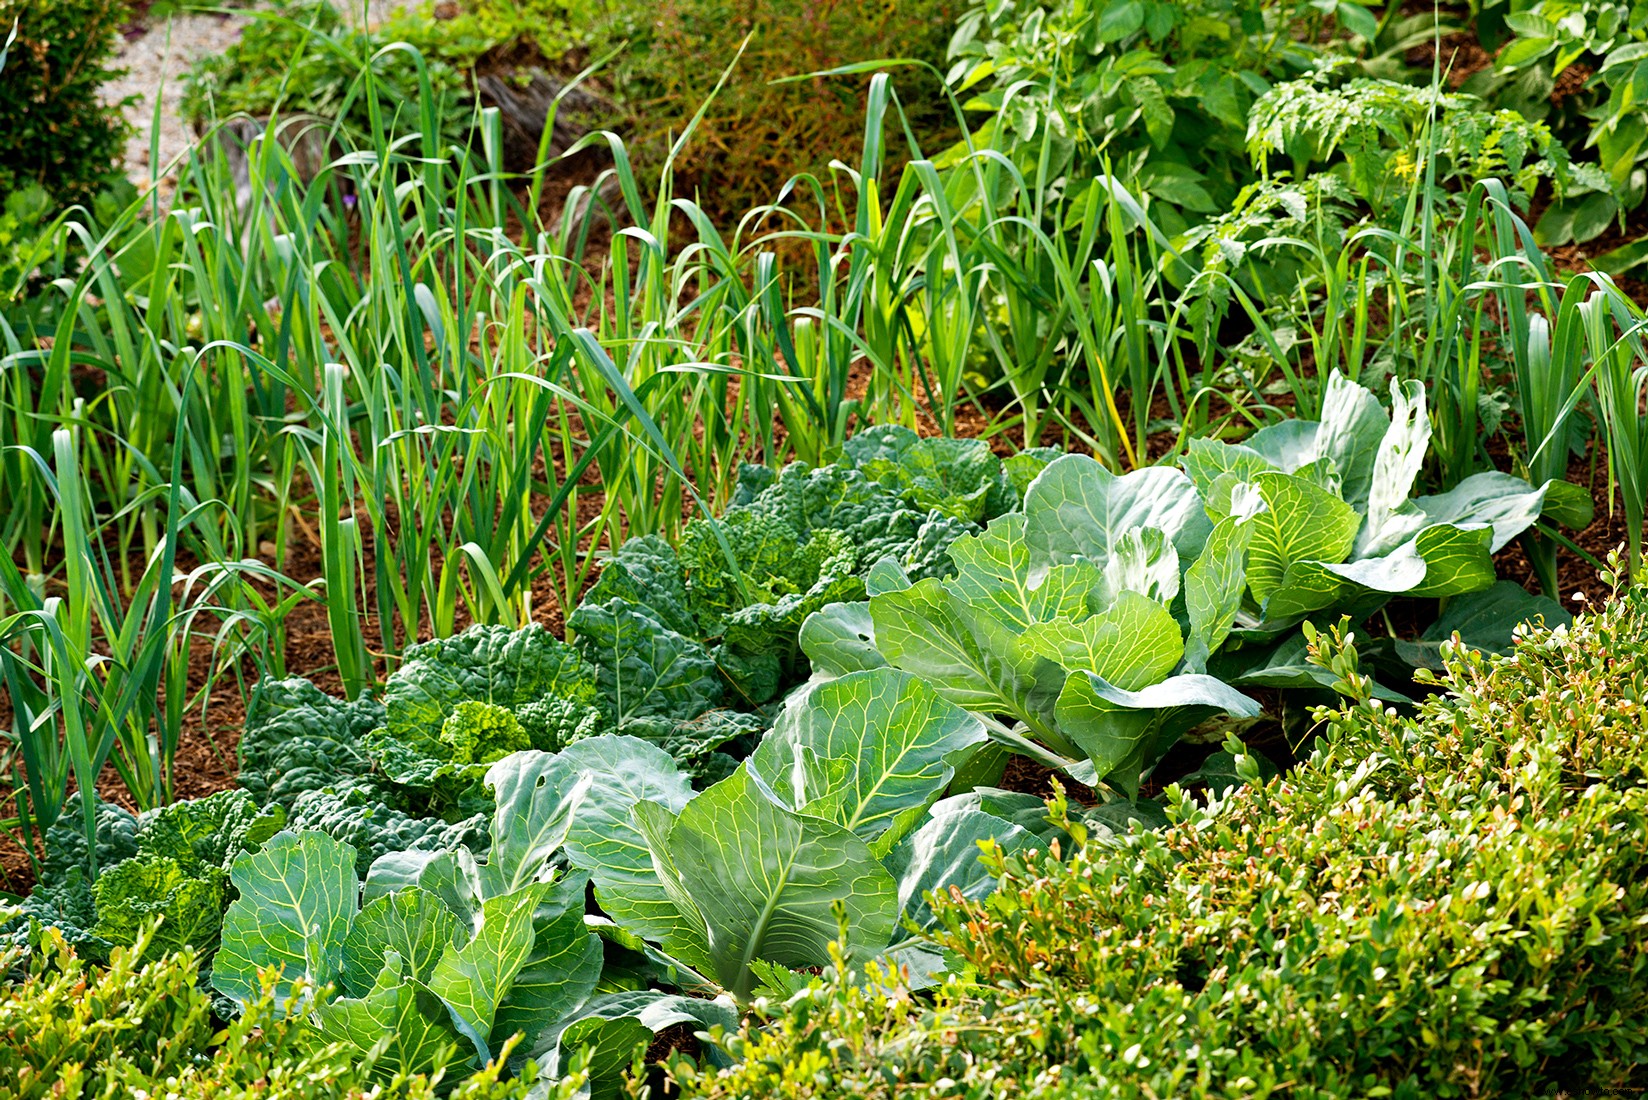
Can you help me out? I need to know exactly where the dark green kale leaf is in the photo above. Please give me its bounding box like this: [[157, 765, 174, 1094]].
[[90, 789, 284, 959], [567, 599, 724, 724], [7, 791, 282, 961], [238, 678, 387, 806], [615, 707, 767, 785], [383, 624, 600, 747], [580, 535, 697, 639], [284, 787, 487, 876]]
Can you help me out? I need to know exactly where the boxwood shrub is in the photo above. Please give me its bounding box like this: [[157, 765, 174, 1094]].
[[669, 579, 1648, 1099], [0, 0, 130, 207], [0, 925, 576, 1099]]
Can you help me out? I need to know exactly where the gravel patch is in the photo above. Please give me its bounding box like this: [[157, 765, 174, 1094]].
[[101, 12, 249, 191], [101, 2, 410, 195]]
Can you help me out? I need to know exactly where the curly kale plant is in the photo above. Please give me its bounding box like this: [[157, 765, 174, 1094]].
[[578, 429, 1030, 708], [3, 791, 283, 960]]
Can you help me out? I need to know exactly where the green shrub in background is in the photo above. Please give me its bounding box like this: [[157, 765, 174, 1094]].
[[944, 0, 1383, 237], [183, 1, 469, 143], [585, 0, 962, 218], [1466, 0, 1644, 249], [0, 185, 55, 298], [182, 0, 585, 145], [1247, 72, 1590, 212], [668, 573, 1648, 1099], [0, 925, 581, 1099], [0, 0, 130, 207]]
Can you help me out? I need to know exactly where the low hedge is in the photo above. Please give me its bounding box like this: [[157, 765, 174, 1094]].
[[668, 579, 1648, 1098], [0, 0, 130, 207], [0, 925, 580, 1100]]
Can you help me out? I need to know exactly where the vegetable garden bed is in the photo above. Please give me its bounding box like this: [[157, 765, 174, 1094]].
[[7, 0, 1648, 1094]]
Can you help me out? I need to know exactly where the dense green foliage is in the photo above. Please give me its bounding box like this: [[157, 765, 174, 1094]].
[[1472, 0, 1648, 245], [945, 0, 1379, 233], [580, 432, 1016, 708], [13, 0, 1648, 1094], [668, 580, 1648, 1099], [0, 926, 575, 1099], [585, 0, 960, 216], [804, 373, 1570, 795], [3, 791, 283, 961], [182, 0, 584, 143], [203, 661, 1049, 1090], [0, 0, 129, 206]]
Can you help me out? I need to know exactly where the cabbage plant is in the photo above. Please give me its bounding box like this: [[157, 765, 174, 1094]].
[[802, 372, 1574, 796]]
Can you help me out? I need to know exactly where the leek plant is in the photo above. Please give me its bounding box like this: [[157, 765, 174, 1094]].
[[0, 426, 294, 872], [1586, 289, 1648, 577]]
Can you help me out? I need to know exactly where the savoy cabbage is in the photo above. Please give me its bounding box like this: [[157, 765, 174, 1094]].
[[3, 790, 282, 961], [579, 431, 1028, 707], [367, 624, 607, 805]]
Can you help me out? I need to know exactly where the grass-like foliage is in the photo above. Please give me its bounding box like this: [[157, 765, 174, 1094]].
[[669, 571, 1648, 1098]]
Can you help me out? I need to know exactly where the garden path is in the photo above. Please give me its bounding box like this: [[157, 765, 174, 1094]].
[[99, 1, 406, 194]]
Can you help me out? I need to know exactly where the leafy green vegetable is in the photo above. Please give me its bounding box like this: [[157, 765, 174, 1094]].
[[3, 790, 282, 961], [530, 990, 738, 1100], [835, 485, 1257, 793], [360, 751, 606, 1052], [88, 789, 284, 959], [212, 821, 598, 1082], [581, 441, 1007, 707], [238, 678, 387, 807], [550, 737, 697, 944], [439, 701, 532, 767], [284, 787, 486, 876], [568, 600, 724, 725], [842, 426, 1016, 523], [748, 671, 987, 857], [368, 625, 607, 801], [636, 766, 900, 999], [213, 831, 359, 1008], [1188, 373, 1575, 638], [89, 857, 227, 960], [881, 793, 1040, 978], [806, 373, 1574, 796], [385, 625, 600, 748], [0, 801, 140, 955], [615, 709, 766, 786], [565, 667, 1022, 1000]]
